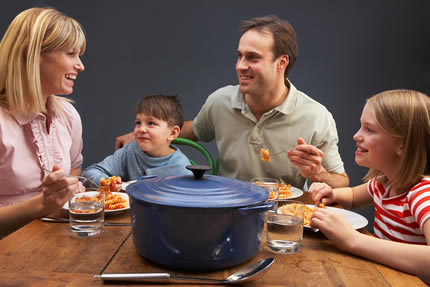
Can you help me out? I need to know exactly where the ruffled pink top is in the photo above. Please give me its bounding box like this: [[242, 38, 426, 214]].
[[0, 98, 83, 206]]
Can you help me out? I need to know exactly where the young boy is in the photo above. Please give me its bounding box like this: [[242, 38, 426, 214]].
[[82, 95, 192, 184]]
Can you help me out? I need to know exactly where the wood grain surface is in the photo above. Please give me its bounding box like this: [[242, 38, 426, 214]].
[[0, 192, 425, 287]]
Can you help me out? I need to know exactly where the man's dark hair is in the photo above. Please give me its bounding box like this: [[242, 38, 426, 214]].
[[136, 94, 184, 128], [240, 15, 298, 77]]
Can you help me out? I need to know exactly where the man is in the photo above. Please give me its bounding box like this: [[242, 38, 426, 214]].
[[116, 15, 349, 189]]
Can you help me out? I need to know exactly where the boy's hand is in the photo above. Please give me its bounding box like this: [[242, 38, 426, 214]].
[[100, 176, 122, 192], [112, 176, 122, 192]]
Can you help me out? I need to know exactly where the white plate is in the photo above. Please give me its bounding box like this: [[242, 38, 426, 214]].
[[121, 180, 137, 191], [287, 187, 303, 199], [63, 191, 130, 215], [277, 204, 368, 230]]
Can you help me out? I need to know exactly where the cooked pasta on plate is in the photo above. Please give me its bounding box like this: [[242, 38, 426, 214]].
[[278, 204, 368, 230], [64, 191, 129, 214]]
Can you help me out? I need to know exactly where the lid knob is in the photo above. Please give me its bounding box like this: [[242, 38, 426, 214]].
[[186, 165, 211, 179]]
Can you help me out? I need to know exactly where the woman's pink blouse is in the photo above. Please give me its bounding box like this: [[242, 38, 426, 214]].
[[0, 100, 83, 206]]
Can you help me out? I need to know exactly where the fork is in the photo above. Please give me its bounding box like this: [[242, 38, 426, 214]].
[[261, 149, 286, 161], [268, 150, 286, 158], [42, 168, 99, 188]]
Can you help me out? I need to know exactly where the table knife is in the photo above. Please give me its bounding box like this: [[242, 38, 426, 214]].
[[40, 217, 130, 226]]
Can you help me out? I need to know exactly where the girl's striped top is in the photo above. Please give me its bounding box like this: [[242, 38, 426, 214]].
[[367, 177, 430, 244]]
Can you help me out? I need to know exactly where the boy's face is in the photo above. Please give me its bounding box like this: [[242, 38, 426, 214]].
[[133, 113, 177, 156]]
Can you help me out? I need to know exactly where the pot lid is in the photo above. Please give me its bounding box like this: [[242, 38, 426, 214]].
[[126, 168, 269, 208]]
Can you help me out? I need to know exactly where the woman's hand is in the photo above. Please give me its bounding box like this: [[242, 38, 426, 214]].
[[309, 182, 336, 206], [310, 208, 360, 252], [41, 166, 81, 214]]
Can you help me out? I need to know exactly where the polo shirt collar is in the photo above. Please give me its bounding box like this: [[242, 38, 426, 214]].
[[274, 79, 298, 115], [231, 78, 298, 115], [231, 87, 245, 110]]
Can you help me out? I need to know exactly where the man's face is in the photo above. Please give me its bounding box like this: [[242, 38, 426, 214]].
[[236, 29, 279, 96]]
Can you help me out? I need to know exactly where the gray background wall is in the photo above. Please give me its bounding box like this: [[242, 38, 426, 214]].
[[2, 0, 430, 230]]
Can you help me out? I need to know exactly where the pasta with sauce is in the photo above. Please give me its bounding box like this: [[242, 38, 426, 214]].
[[260, 148, 271, 162], [280, 203, 324, 226], [99, 176, 127, 210], [104, 193, 127, 210]]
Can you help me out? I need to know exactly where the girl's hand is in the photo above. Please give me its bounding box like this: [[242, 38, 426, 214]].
[[310, 208, 360, 252], [309, 182, 336, 206], [41, 166, 80, 214]]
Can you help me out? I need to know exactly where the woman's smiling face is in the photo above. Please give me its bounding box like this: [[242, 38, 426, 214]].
[[39, 48, 84, 98]]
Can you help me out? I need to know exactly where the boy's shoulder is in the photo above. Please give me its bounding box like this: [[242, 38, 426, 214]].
[[169, 144, 188, 158], [127, 141, 189, 161], [119, 141, 139, 153]]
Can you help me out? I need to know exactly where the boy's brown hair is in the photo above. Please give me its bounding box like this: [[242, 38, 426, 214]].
[[135, 95, 184, 128]]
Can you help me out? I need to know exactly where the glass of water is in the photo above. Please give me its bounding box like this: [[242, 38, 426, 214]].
[[251, 178, 279, 200], [266, 200, 304, 254], [68, 187, 105, 237]]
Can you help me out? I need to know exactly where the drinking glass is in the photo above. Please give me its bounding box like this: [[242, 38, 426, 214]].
[[251, 178, 279, 200], [68, 187, 105, 237], [266, 200, 304, 254]]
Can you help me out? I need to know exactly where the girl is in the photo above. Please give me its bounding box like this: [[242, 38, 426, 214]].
[[309, 90, 430, 283]]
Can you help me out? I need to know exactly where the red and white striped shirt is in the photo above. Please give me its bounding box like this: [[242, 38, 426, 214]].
[[367, 177, 430, 244]]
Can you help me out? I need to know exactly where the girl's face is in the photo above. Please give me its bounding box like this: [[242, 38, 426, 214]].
[[39, 48, 84, 98], [353, 103, 403, 178], [133, 113, 177, 157]]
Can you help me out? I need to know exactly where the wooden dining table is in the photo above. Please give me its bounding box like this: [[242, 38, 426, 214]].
[[0, 192, 425, 287]]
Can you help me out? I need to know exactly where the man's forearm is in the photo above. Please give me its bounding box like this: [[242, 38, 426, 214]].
[[311, 170, 349, 188], [179, 121, 198, 141]]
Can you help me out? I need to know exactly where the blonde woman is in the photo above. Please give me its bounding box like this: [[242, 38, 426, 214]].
[[0, 7, 86, 231], [309, 90, 430, 283]]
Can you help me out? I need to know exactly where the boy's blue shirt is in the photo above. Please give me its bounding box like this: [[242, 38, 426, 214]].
[[82, 141, 192, 183]]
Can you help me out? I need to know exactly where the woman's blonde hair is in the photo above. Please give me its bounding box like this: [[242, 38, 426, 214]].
[[0, 7, 86, 116], [363, 89, 430, 191]]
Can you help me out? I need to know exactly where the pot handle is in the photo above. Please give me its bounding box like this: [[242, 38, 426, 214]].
[[237, 202, 275, 215]]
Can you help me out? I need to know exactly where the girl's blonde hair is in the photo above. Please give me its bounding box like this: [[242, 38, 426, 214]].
[[0, 7, 86, 116], [363, 89, 430, 191]]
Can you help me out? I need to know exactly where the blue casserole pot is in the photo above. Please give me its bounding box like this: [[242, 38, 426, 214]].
[[126, 168, 273, 271]]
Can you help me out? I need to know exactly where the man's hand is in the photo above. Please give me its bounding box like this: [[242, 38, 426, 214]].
[[287, 137, 325, 182], [115, 132, 134, 150]]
